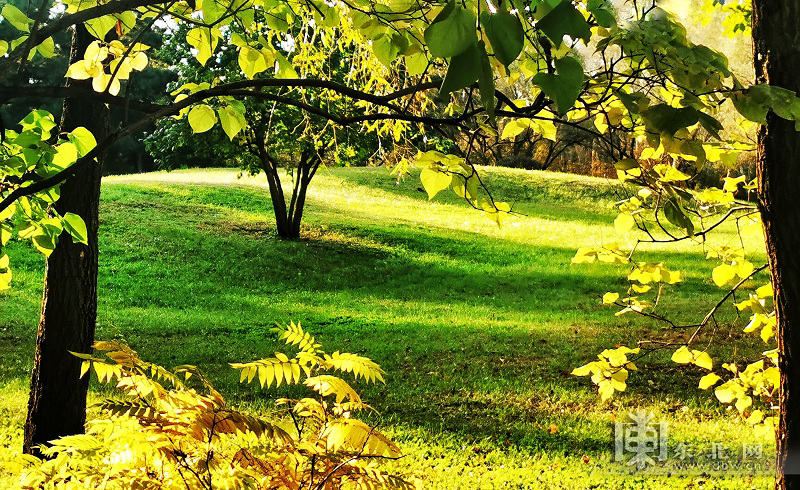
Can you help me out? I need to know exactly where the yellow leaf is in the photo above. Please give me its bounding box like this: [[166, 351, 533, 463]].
[[692, 351, 713, 370], [735, 395, 752, 412], [130, 51, 148, 71], [571, 363, 592, 376], [736, 259, 754, 278], [665, 270, 682, 284], [420, 167, 452, 200], [747, 410, 764, 425], [602, 292, 619, 305], [653, 163, 691, 182], [744, 313, 764, 333], [671, 346, 692, 364], [722, 175, 746, 193], [482, 200, 511, 226], [756, 283, 773, 298], [571, 247, 596, 264], [715, 386, 735, 403], [712, 264, 737, 287], [66, 61, 91, 80], [698, 373, 721, 390], [598, 382, 614, 401], [186, 27, 215, 66], [187, 104, 217, 133], [614, 213, 635, 235], [500, 119, 531, 140], [80, 360, 91, 378], [761, 323, 774, 343]]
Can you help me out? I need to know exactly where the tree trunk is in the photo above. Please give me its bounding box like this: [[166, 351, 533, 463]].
[[23, 25, 107, 456], [259, 150, 291, 238], [752, 2, 800, 487]]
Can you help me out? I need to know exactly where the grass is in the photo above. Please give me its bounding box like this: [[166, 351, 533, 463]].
[[0, 166, 774, 488]]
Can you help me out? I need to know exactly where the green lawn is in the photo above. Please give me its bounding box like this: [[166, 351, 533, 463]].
[[0, 166, 774, 488]]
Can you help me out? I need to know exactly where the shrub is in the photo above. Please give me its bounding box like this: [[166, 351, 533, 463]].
[[17, 322, 413, 490]]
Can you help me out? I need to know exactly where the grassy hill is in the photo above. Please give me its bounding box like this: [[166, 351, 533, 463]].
[[0, 166, 773, 488]]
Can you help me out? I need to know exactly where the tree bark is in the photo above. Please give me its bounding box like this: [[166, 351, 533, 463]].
[[23, 25, 107, 456], [752, 1, 800, 487]]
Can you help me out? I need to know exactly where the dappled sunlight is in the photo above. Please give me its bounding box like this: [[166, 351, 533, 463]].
[[0, 168, 774, 489]]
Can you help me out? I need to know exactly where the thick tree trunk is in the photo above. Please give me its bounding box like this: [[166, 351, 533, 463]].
[[23, 25, 107, 456], [752, 2, 800, 487], [259, 146, 319, 240], [259, 149, 293, 238]]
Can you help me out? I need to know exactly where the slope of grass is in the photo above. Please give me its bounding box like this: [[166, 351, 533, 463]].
[[0, 166, 773, 488]]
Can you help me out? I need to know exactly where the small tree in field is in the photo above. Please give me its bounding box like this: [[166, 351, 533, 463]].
[[144, 24, 385, 238]]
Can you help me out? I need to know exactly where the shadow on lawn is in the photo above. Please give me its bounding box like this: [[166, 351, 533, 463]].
[[0, 180, 764, 459]]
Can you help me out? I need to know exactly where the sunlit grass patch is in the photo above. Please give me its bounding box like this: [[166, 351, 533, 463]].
[[0, 166, 772, 488]]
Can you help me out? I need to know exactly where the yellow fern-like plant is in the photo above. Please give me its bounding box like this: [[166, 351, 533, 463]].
[[17, 321, 413, 490]]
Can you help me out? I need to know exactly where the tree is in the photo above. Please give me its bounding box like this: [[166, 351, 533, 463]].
[[4, 1, 800, 486], [751, 1, 800, 486], [23, 23, 110, 457], [145, 23, 389, 238]]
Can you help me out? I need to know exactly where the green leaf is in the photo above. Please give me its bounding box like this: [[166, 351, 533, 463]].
[[0, 223, 11, 247], [424, 4, 477, 59], [641, 104, 699, 137], [67, 127, 97, 157], [477, 43, 495, 120], [62, 213, 88, 245], [218, 105, 247, 140], [406, 51, 428, 76], [85, 15, 117, 40], [238, 46, 268, 79], [536, 0, 591, 47], [21, 109, 57, 138], [616, 91, 649, 115], [614, 158, 639, 171], [439, 43, 481, 96], [663, 196, 694, 235], [480, 12, 524, 68], [273, 50, 298, 78], [1, 4, 32, 32], [587, 0, 616, 28], [52, 142, 78, 169], [35, 37, 55, 58], [531, 57, 584, 115], [733, 84, 800, 128], [32, 232, 56, 257], [732, 85, 771, 124], [373, 33, 408, 67], [187, 105, 218, 133], [697, 112, 723, 139]]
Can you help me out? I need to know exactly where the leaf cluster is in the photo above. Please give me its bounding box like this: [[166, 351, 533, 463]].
[[17, 322, 413, 490]]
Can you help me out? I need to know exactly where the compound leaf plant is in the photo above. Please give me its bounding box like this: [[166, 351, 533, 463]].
[[16, 322, 414, 489]]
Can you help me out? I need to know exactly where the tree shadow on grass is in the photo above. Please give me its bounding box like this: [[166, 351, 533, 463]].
[[0, 178, 769, 461]]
